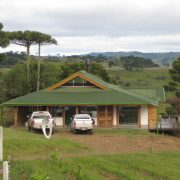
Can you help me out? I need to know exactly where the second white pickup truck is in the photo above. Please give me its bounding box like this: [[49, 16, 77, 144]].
[[70, 114, 94, 133]]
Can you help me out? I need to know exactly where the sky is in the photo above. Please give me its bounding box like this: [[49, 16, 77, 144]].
[[1, 0, 180, 55]]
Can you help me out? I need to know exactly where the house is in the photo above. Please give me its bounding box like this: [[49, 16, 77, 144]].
[[1, 70, 165, 129]]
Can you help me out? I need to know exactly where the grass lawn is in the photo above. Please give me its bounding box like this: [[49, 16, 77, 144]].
[[1, 128, 180, 180]]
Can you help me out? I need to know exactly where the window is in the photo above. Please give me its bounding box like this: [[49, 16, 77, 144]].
[[119, 107, 139, 125]]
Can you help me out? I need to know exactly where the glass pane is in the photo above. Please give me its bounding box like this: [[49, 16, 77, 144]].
[[119, 107, 138, 124]]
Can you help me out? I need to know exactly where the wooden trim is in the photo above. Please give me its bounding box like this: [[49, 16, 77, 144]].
[[112, 105, 114, 127], [148, 106, 149, 129], [78, 73, 108, 90], [47, 72, 108, 91], [148, 105, 157, 129], [48, 72, 79, 91]]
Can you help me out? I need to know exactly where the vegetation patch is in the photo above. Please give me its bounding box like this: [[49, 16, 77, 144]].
[[7, 152, 180, 180]]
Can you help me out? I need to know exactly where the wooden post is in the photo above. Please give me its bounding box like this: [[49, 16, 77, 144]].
[[113, 105, 117, 127], [76, 106, 79, 114], [0, 126, 3, 161], [63, 108, 65, 127], [3, 161, 9, 180], [116, 106, 119, 127], [14, 107, 18, 127], [148, 105, 157, 129], [138, 106, 141, 128], [105, 106, 107, 127], [97, 107, 99, 127]]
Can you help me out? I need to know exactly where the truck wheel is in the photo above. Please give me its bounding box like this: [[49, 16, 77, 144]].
[[89, 130, 93, 135], [72, 129, 76, 134]]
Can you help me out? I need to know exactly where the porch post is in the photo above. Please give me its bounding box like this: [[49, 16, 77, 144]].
[[63, 108, 65, 127], [113, 105, 117, 127], [76, 106, 79, 114], [138, 106, 141, 128], [46, 106, 49, 112], [14, 107, 18, 127], [105, 106, 107, 127]]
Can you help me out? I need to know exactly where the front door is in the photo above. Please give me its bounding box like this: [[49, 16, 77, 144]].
[[65, 106, 76, 126], [98, 106, 113, 127]]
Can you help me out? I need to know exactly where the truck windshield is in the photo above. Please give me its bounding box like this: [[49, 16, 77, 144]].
[[75, 115, 90, 119], [33, 115, 50, 119]]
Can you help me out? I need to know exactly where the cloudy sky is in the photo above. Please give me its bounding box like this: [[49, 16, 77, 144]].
[[1, 0, 180, 55]]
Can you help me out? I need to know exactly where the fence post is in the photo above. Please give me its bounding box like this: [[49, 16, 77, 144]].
[[0, 126, 3, 161], [3, 161, 9, 180]]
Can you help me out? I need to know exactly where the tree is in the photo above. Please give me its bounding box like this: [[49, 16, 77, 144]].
[[2, 62, 60, 101], [0, 23, 9, 48], [108, 60, 114, 68], [0, 23, 9, 63], [9, 31, 37, 80], [165, 57, 180, 115], [89, 62, 110, 82], [60, 62, 110, 82], [33, 32, 57, 91], [121, 55, 159, 71], [3, 64, 30, 99]]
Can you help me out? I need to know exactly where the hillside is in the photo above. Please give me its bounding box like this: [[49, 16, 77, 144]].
[[106, 67, 170, 89], [87, 51, 180, 65]]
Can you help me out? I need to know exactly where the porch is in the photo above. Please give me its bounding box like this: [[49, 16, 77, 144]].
[[9, 104, 154, 129]]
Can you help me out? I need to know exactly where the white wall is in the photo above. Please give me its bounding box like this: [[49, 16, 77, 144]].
[[54, 117, 63, 126], [140, 105, 148, 128], [94, 117, 97, 126]]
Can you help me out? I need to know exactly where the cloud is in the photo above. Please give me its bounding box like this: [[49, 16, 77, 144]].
[[2, 35, 180, 55], [1, 0, 180, 54]]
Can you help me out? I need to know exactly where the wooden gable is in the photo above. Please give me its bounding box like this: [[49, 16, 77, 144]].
[[48, 72, 108, 91]]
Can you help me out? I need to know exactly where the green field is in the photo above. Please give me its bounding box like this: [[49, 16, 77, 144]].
[[107, 67, 171, 89], [0, 67, 172, 89], [0, 67, 10, 75], [1, 128, 180, 180], [106, 67, 173, 114]]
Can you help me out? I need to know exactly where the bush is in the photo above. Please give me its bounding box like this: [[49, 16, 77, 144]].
[[2, 107, 14, 127], [165, 106, 176, 115]]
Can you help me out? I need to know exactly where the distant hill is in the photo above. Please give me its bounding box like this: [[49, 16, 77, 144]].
[[87, 51, 180, 65]]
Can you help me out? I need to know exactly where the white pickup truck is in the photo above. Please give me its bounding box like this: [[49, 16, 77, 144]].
[[70, 114, 94, 133], [28, 111, 55, 131]]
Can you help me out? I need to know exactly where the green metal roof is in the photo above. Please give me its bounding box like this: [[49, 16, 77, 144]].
[[1, 70, 165, 107], [125, 88, 166, 102], [79, 70, 110, 88]]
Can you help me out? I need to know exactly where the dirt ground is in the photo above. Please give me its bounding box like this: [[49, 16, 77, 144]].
[[54, 129, 180, 154]]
